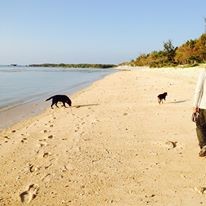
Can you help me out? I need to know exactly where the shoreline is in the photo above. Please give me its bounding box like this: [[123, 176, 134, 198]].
[[1, 67, 206, 205], [0, 69, 115, 130]]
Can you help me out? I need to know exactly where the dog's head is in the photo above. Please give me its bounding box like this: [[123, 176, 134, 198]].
[[164, 92, 167, 96], [67, 99, 72, 106]]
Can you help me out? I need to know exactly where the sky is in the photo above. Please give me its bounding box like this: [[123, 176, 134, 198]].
[[0, 0, 206, 65]]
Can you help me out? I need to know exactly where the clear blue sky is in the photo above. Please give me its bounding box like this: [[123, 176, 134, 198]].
[[0, 0, 205, 64]]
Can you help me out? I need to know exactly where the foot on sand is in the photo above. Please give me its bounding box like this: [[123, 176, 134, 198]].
[[199, 146, 206, 157]]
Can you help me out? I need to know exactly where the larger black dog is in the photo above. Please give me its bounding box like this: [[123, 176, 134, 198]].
[[46, 95, 72, 109], [157, 92, 167, 104]]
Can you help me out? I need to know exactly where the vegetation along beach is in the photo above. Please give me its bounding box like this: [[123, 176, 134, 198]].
[[1, 0, 206, 205]]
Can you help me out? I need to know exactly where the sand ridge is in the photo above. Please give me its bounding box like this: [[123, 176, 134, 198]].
[[0, 67, 205, 205]]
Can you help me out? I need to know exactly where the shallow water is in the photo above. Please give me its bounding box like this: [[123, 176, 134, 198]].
[[0, 66, 114, 111]]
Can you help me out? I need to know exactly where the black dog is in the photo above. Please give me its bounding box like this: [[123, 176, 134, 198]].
[[157, 92, 167, 104], [46, 95, 72, 109]]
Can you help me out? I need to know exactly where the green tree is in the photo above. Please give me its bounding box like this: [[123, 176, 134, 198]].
[[163, 40, 176, 62]]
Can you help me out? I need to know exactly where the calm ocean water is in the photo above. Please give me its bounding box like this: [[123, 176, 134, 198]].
[[0, 66, 114, 111]]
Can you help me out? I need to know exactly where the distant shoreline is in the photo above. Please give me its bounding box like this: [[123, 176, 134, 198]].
[[29, 63, 117, 69]]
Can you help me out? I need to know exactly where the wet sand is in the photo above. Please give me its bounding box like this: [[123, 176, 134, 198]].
[[0, 100, 50, 130], [0, 67, 205, 206]]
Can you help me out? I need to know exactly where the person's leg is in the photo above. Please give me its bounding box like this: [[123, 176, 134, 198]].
[[196, 109, 206, 148], [196, 109, 206, 155]]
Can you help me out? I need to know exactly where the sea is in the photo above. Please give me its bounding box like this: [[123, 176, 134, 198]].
[[0, 66, 114, 129]]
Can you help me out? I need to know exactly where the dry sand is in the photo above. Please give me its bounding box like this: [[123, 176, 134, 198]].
[[0, 67, 205, 205]]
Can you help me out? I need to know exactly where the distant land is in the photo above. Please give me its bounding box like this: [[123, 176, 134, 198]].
[[29, 63, 117, 69]]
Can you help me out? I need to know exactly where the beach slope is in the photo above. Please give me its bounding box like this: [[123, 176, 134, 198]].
[[0, 67, 205, 206]]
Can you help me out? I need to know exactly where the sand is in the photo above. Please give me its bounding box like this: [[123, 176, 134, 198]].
[[0, 67, 205, 205]]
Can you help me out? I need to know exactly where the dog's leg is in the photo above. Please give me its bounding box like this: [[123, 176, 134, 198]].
[[63, 102, 67, 108], [51, 101, 55, 109]]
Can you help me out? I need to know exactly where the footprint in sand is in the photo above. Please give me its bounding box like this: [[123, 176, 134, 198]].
[[41, 173, 52, 183], [48, 135, 53, 139], [165, 141, 177, 149], [43, 152, 51, 158], [36, 142, 48, 154], [21, 138, 27, 143], [41, 129, 49, 134], [28, 163, 39, 173], [4, 136, 10, 140], [38, 141, 48, 147], [44, 163, 52, 169], [19, 184, 39, 203]]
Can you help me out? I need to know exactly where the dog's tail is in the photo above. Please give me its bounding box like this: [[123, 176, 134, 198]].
[[45, 96, 54, 101]]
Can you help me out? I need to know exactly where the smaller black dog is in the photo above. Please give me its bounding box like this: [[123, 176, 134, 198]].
[[157, 92, 167, 104], [46, 95, 72, 109]]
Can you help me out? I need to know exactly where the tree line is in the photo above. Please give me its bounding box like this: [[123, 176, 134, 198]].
[[29, 63, 116, 69], [129, 34, 206, 68]]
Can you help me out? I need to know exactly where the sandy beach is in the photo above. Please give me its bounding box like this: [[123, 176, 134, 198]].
[[1, 67, 206, 206]]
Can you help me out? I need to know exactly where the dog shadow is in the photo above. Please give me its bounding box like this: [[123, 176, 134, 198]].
[[168, 99, 189, 104], [72, 104, 99, 108]]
